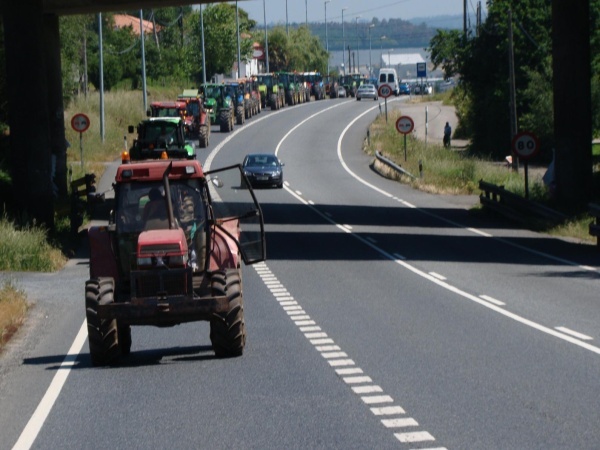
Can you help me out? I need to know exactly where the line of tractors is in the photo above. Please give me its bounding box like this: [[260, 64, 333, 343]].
[[126, 71, 371, 162], [87, 70, 372, 366]]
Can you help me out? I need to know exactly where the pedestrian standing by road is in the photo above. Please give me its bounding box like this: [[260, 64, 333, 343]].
[[443, 122, 452, 148]]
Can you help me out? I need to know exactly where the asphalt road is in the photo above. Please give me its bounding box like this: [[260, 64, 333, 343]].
[[1, 95, 599, 449]]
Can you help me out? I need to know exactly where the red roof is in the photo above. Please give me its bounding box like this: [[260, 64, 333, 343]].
[[113, 14, 160, 35]]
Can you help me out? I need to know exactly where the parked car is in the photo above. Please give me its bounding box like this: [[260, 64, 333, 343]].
[[241, 153, 284, 188], [399, 83, 411, 95], [338, 86, 347, 98], [356, 83, 378, 101]]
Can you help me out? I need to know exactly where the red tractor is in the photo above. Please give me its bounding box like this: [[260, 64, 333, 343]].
[[177, 89, 211, 148], [148, 101, 187, 119], [86, 157, 265, 365]]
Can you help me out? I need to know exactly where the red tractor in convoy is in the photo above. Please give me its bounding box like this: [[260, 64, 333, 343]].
[[177, 89, 211, 148], [148, 101, 187, 119], [86, 156, 265, 366]]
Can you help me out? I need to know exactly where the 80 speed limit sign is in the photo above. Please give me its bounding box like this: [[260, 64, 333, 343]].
[[378, 84, 393, 99], [511, 131, 539, 160]]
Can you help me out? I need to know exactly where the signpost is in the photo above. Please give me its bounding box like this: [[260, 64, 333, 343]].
[[71, 113, 90, 168], [395, 115, 414, 161], [378, 83, 393, 123], [511, 131, 540, 199]]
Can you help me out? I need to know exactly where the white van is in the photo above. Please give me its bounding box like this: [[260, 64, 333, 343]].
[[378, 68, 399, 96]]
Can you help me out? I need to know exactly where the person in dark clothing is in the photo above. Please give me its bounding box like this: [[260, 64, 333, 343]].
[[443, 122, 452, 148]]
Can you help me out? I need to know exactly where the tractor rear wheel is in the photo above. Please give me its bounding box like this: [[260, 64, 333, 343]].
[[86, 278, 121, 366], [219, 110, 232, 132], [198, 125, 209, 148], [210, 269, 245, 357], [236, 106, 245, 125]]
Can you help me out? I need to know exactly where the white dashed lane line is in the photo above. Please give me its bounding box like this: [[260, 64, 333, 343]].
[[253, 262, 445, 448]]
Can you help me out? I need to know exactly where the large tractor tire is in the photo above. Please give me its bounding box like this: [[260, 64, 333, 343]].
[[118, 323, 131, 355], [198, 124, 210, 148], [85, 278, 121, 366], [219, 110, 233, 132], [270, 94, 278, 110], [236, 106, 245, 125], [210, 269, 245, 357]]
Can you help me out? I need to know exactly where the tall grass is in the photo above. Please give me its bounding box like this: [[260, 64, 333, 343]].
[[65, 86, 184, 181], [0, 216, 66, 271]]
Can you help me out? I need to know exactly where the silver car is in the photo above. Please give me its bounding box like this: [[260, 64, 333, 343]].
[[356, 84, 378, 101]]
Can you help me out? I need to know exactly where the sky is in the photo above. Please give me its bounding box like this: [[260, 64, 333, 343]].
[[234, 0, 488, 25]]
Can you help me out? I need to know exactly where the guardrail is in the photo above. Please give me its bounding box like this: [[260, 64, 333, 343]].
[[479, 180, 568, 229], [374, 151, 417, 179]]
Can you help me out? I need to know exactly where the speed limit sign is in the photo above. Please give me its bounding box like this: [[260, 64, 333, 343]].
[[71, 113, 90, 133], [512, 131, 539, 160], [378, 83, 393, 99]]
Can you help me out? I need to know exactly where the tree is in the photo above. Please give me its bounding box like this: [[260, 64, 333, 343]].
[[254, 25, 328, 74], [429, 0, 554, 160], [192, 4, 255, 81]]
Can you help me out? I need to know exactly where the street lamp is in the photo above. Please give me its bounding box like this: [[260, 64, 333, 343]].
[[380, 35, 386, 72], [263, 0, 269, 72], [325, 0, 331, 75], [368, 23, 374, 78], [286, 0, 289, 36], [355, 16, 361, 74], [306, 0, 308, 28], [236, 1, 241, 78], [342, 7, 347, 75]]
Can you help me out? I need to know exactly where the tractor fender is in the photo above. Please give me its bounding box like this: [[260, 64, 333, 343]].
[[209, 220, 241, 271], [88, 226, 119, 281]]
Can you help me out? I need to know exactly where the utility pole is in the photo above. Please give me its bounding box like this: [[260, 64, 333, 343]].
[[507, 9, 518, 171], [325, 0, 331, 74], [139, 10, 147, 113], [263, 0, 269, 72], [463, 0, 467, 38], [200, 4, 207, 84], [236, 1, 241, 78], [342, 8, 347, 74], [355, 16, 361, 74]]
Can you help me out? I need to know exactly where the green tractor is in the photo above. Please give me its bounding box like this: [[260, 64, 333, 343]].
[[223, 81, 247, 125], [277, 72, 304, 106], [201, 84, 235, 133], [340, 73, 360, 98], [127, 117, 195, 161], [256, 73, 285, 110]]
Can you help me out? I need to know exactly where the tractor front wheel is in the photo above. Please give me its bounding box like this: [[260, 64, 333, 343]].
[[86, 278, 121, 366], [198, 125, 210, 148], [210, 269, 245, 357]]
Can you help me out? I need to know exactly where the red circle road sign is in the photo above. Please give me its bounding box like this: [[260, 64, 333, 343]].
[[512, 131, 540, 160], [378, 83, 393, 99], [71, 113, 90, 133], [395, 115, 414, 134]]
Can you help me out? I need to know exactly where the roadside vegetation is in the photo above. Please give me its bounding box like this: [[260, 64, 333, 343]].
[[365, 106, 596, 244], [0, 280, 28, 351]]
